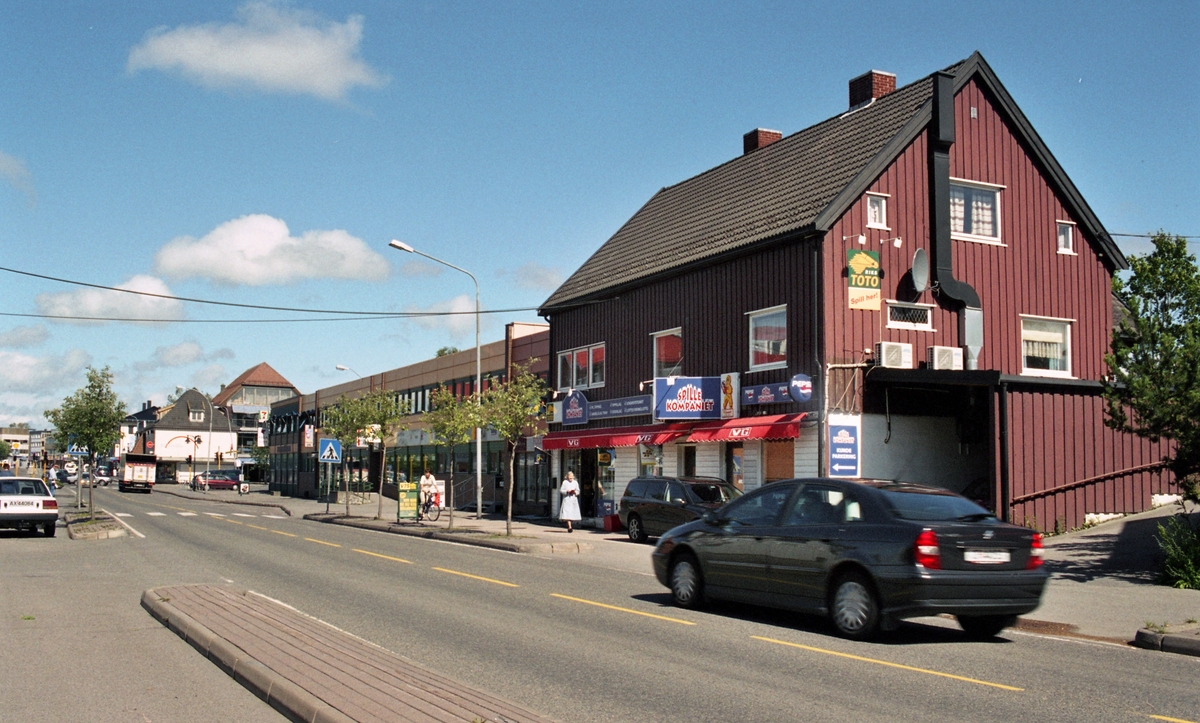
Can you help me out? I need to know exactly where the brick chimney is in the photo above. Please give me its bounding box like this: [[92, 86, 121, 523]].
[[848, 70, 896, 109], [743, 128, 782, 155]]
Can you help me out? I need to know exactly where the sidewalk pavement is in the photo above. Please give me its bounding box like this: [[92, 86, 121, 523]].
[[154, 485, 1200, 647]]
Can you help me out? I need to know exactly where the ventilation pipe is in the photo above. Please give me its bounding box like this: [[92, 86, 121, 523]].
[[927, 71, 983, 369]]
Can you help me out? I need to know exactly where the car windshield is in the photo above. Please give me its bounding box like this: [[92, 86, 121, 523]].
[[1, 479, 49, 496], [875, 485, 993, 521], [687, 483, 741, 503]]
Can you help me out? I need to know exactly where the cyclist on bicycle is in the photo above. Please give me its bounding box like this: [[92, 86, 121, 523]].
[[418, 469, 438, 521]]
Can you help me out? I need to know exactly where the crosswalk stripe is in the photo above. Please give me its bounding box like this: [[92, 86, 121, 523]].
[[178, 512, 197, 516], [204, 512, 225, 517], [146, 512, 166, 517]]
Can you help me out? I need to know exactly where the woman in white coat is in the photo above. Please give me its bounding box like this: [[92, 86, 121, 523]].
[[558, 471, 581, 532]]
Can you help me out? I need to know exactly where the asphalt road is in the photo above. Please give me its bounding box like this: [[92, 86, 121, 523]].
[[4, 486, 1198, 723]]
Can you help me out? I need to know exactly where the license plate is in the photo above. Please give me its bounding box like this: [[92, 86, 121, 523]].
[[964, 549, 1010, 564]]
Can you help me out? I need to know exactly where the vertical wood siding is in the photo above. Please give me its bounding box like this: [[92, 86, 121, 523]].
[[824, 79, 1113, 379], [1002, 387, 1171, 531], [548, 240, 821, 429]]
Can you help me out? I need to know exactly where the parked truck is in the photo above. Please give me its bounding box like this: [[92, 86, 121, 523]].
[[120, 453, 156, 493]]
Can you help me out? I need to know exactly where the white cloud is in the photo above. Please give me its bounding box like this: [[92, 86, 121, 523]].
[[133, 342, 236, 372], [406, 294, 478, 339], [397, 259, 444, 279], [498, 262, 563, 291], [0, 149, 36, 206], [154, 214, 390, 286], [0, 349, 91, 394], [191, 363, 229, 392], [0, 325, 49, 349], [127, 2, 387, 101], [35, 275, 185, 325]]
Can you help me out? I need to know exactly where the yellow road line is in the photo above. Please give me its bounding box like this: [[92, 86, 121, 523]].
[[305, 537, 341, 547], [1146, 715, 1199, 723], [551, 593, 695, 625], [224, 519, 243, 525], [751, 636, 1023, 691], [247, 524, 270, 531], [271, 530, 297, 538], [353, 549, 412, 564], [433, 567, 518, 588]]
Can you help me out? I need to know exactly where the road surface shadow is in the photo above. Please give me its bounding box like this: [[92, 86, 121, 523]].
[[1042, 515, 1171, 584]]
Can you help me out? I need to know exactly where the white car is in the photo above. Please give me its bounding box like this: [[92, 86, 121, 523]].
[[0, 477, 58, 537]]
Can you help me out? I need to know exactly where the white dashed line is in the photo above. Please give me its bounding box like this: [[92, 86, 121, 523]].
[[145, 512, 166, 517], [232, 513, 256, 518], [205, 513, 226, 517], [262, 514, 286, 519], [178, 512, 197, 516]]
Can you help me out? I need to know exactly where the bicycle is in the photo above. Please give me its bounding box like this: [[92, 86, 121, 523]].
[[419, 493, 441, 522]]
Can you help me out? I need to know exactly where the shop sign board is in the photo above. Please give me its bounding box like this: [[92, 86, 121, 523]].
[[562, 390, 589, 426], [847, 249, 882, 310], [827, 413, 861, 478], [396, 479, 419, 519], [790, 374, 813, 402], [588, 395, 652, 420], [742, 382, 791, 406], [654, 376, 723, 421], [303, 424, 314, 448], [720, 372, 740, 419]]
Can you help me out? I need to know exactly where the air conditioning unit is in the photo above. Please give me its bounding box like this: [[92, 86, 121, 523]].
[[874, 341, 913, 369], [927, 345, 964, 370]]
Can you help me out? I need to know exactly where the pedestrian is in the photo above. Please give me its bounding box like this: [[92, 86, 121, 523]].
[[559, 471, 581, 533], [419, 468, 437, 519]]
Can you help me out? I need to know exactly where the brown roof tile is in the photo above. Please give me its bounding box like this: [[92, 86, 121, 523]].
[[212, 362, 298, 406]]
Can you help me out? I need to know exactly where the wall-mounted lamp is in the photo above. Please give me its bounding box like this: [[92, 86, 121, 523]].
[[881, 236, 903, 248], [637, 379, 654, 392], [843, 234, 866, 245]]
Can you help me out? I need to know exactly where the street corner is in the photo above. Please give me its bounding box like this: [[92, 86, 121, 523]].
[[1134, 621, 1200, 658]]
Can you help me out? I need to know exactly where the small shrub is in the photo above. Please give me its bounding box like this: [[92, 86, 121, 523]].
[[1157, 515, 1200, 589]]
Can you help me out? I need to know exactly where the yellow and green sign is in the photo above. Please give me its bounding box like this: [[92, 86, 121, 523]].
[[847, 249, 882, 310], [396, 480, 419, 520]]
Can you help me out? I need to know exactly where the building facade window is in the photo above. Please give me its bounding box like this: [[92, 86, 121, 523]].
[[557, 343, 606, 390], [1021, 316, 1072, 377], [866, 193, 889, 230], [950, 180, 1002, 242], [886, 301, 935, 331], [1057, 221, 1076, 255], [189, 410, 204, 422], [653, 329, 683, 378], [747, 306, 787, 370]]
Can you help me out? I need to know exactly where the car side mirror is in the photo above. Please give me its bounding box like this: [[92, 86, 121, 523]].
[[702, 510, 719, 525]]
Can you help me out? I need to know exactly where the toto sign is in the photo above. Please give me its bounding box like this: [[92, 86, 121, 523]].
[[562, 390, 589, 426]]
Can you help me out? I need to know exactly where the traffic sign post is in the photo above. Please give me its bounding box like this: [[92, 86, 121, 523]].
[[318, 439, 342, 513], [827, 413, 861, 478]]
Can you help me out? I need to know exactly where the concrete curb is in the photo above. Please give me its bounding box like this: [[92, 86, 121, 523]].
[[1133, 627, 1200, 658], [65, 512, 128, 540], [153, 487, 293, 517], [141, 588, 355, 723], [303, 513, 593, 554]]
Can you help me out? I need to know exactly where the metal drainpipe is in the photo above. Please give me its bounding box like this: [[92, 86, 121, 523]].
[[999, 382, 1010, 522]]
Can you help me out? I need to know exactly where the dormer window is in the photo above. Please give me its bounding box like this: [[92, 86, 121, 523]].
[[189, 410, 204, 422]]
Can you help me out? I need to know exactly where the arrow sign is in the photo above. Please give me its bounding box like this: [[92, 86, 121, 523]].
[[318, 438, 342, 464], [827, 413, 861, 478]]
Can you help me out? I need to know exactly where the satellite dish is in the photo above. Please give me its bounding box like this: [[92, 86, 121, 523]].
[[911, 247, 929, 294]]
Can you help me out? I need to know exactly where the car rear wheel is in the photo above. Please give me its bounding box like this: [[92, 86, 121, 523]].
[[830, 571, 880, 640], [669, 552, 704, 608], [43, 521, 56, 537], [627, 514, 647, 543], [958, 614, 1017, 639]]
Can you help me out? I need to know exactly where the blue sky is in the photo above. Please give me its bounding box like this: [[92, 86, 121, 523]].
[[1, 1, 1196, 424]]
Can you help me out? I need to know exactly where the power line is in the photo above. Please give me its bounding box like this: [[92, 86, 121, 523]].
[[1111, 233, 1199, 239], [0, 311, 459, 324], [0, 265, 539, 316]]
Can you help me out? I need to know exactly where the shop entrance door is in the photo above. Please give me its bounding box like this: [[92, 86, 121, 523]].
[[578, 448, 598, 518]]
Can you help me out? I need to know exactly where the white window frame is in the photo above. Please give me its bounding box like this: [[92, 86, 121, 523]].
[[885, 301, 936, 331], [557, 342, 606, 391], [1056, 220, 1077, 255], [589, 343, 606, 388], [950, 178, 1005, 246], [865, 193, 889, 231], [1019, 314, 1074, 379], [746, 305, 788, 371], [189, 410, 204, 422], [652, 328, 684, 378]]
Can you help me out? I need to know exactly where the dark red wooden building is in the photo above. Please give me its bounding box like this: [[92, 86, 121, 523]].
[[538, 52, 1170, 531]]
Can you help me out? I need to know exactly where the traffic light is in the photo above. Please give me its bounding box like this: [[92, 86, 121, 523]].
[[216, 452, 222, 466], [186, 455, 193, 465]]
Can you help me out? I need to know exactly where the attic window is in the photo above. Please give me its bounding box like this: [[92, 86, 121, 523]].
[[866, 193, 889, 230], [1057, 221, 1076, 255], [950, 179, 1003, 243], [189, 410, 204, 422]]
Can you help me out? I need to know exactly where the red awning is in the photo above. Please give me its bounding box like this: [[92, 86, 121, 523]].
[[542, 423, 692, 450], [686, 413, 806, 442]]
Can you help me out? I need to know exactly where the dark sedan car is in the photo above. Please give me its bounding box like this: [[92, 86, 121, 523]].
[[652, 477, 1047, 640], [619, 476, 742, 543]]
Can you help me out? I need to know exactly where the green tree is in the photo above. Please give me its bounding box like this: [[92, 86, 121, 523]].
[[434, 346, 460, 357], [423, 384, 480, 528], [1104, 232, 1200, 505], [319, 395, 374, 517], [44, 366, 127, 519], [351, 389, 410, 519], [482, 361, 548, 536], [249, 445, 271, 480], [0, 440, 10, 461]]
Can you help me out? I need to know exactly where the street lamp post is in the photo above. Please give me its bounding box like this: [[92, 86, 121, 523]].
[[335, 365, 362, 378], [388, 239, 483, 519]]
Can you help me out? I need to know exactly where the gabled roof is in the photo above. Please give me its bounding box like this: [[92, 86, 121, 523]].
[[155, 388, 233, 432], [540, 52, 1124, 313], [211, 362, 298, 407]]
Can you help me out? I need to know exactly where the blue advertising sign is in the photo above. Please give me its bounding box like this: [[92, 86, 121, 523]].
[[827, 413, 861, 478], [654, 377, 723, 420], [790, 373, 814, 402], [589, 395, 652, 420], [742, 382, 791, 406], [561, 390, 590, 426], [318, 438, 342, 464]]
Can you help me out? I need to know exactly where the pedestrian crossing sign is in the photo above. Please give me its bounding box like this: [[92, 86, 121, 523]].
[[318, 438, 342, 463]]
